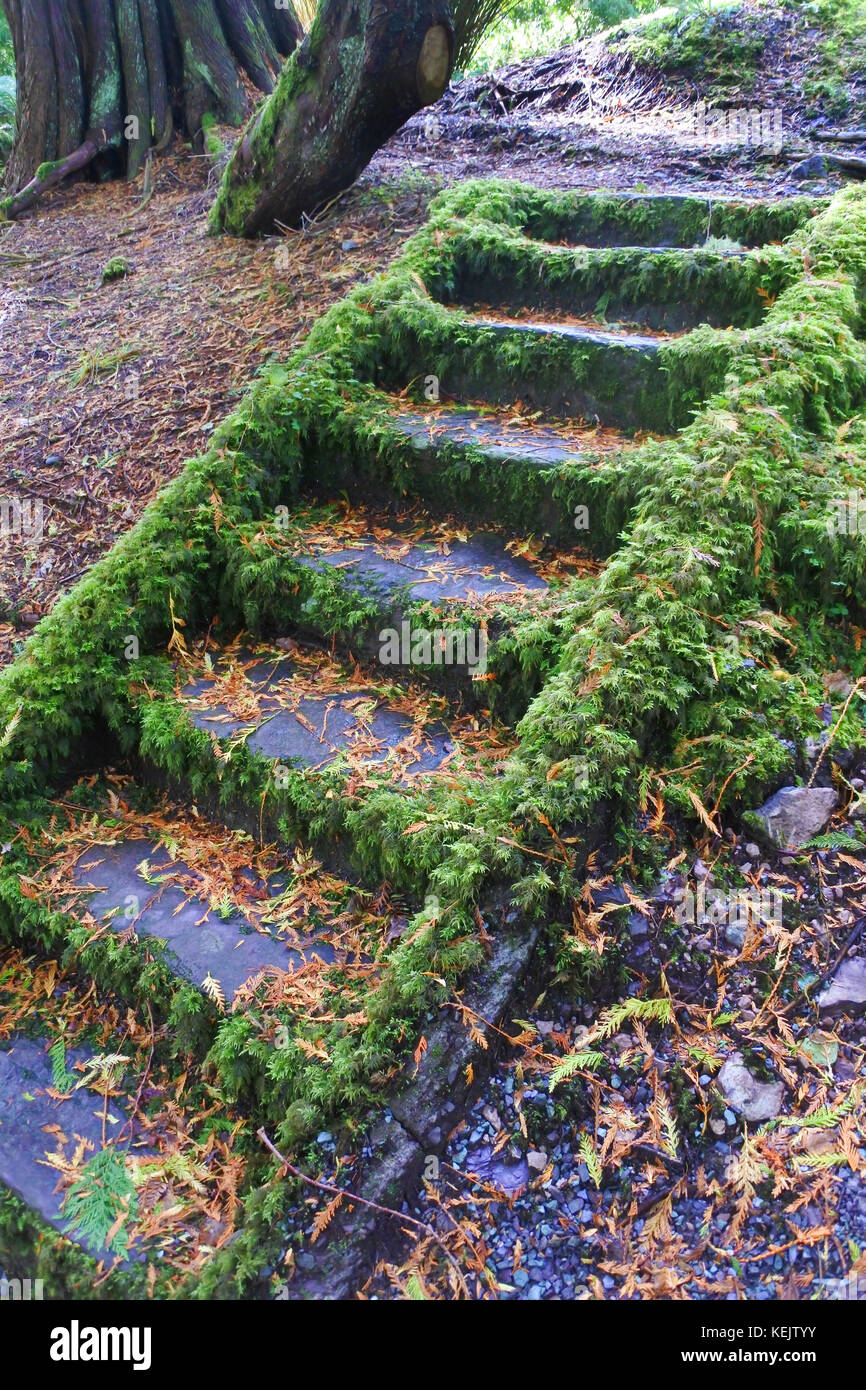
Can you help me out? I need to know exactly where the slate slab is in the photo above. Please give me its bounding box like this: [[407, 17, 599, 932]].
[[394, 411, 590, 469], [183, 653, 453, 773], [296, 530, 547, 604], [473, 318, 663, 353], [0, 1036, 139, 1259], [74, 839, 334, 999]]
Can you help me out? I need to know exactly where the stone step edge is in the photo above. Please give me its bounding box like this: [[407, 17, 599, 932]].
[[282, 917, 543, 1301]]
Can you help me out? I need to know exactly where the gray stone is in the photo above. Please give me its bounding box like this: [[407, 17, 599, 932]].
[[718, 1053, 785, 1122], [818, 958, 866, 1011], [0, 1037, 145, 1260], [299, 531, 547, 605], [725, 922, 746, 950], [751, 785, 837, 850], [790, 155, 827, 181], [74, 839, 334, 1001]]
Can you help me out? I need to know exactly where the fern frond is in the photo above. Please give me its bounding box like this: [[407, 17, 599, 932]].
[[549, 1051, 605, 1090]]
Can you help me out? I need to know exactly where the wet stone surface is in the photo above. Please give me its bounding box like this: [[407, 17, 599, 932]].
[[394, 411, 592, 469], [73, 839, 334, 998], [182, 652, 453, 773], [295, 530, 548, 604], [0, 1036, 139, 1258], [470, 318, 664, 353]]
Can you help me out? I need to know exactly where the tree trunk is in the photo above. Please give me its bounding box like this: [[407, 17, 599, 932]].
[[0, 0, 303, 217], [210, 0, 454, 238]]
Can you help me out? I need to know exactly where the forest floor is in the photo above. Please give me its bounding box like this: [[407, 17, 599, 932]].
[[1, 0, 866, 1301], [2, 2, 863, 667]]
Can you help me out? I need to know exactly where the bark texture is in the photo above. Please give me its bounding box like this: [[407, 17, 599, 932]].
[[1, 0, 303, 215], [210, 0, 455, 237]]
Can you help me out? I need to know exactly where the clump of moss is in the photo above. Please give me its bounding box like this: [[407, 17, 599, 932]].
[[100, 256, 131, 285]]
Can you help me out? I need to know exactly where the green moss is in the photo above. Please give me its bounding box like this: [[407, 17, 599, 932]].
[[100, 256, 131, 284], [622, 5, 765, 91], [5, 177, 866, 1294]]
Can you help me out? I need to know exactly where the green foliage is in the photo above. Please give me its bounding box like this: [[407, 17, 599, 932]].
[[62, 1149, 138, 1256], [49, 1040, 76, 1094], [4, 176, 866, 1294], [623, 4, 765, 90], [100, 257, 131, 285]]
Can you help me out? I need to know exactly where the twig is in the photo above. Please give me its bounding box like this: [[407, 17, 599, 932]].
[[256, 1127, 472, 1297], [808, 676, 866, 788], [777, 914, 866, 1017]]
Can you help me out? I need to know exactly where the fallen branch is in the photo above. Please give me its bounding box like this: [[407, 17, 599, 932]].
[[0, 139, 100, 221], [811, 129, 866, 143], [256, 1127, 473, 1297]]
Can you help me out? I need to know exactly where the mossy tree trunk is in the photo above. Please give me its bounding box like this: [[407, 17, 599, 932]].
[[210, 0, 454, 237], [0, 0, 303, 218]]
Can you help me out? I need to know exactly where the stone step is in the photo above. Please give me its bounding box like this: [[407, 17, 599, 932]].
[[226, 507, 588, 712], [432, 240, 794, 332], [439, 185, 821, 250], [429, 313, 670, 433], [392, 406, 624, 469], [178, 640, 506, 778], [374, 308, 720, 433], [72, 836, 337, 1002], [302, 400, 640, 551], [532, 194, 818, 250], [0, 1036, 142, 1264], [465, 312, 667, 352]]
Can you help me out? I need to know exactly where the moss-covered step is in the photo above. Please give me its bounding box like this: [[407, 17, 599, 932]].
[[72, 836, 337, 1002], [296, 396, 645, 552], [431, 182, 824, 250], [425, 232, 799, 332], [220, 503, 593, 712], [0, 944, 255, 1295], [176, 638, 504, 778], [370, 298, 733, 433]]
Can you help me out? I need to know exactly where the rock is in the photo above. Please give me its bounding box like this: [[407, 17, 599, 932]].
[[627, 911, 649, 938], [790, 154, 827, 181], [818, 958, 866, 1011], [341, 239, 358, 252], [718, 1053, 785, 1122], [709, 1117, 726, 1136], [725, 922, 746, 951], [744, 843, 761, 860], [751, 785, 837, 850], [527, 1149, 548, 1172]]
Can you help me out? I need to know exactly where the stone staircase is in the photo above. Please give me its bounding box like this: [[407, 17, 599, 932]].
[[0, 180, 840, 1298]]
